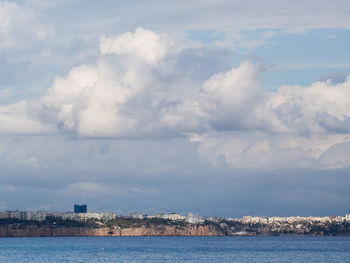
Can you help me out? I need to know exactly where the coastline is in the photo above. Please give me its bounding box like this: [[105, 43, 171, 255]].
[[0, 225, 223, 237], [1, 224, 350, 237]]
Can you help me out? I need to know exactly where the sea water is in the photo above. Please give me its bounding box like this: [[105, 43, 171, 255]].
[[0, 236, 349, 262]]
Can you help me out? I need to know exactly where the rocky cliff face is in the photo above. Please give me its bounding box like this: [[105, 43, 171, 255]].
[[0, 224, 223, 237], [119, 225, 222, 236]]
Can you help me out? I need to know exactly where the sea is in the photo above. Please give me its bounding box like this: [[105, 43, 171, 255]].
[[0, 236, 349, 262]]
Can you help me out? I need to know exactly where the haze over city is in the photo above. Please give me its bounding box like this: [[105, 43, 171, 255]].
[[1, 0, 350, 217]]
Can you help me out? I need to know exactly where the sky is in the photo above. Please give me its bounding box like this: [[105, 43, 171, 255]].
[[1, 0, 350, 217]]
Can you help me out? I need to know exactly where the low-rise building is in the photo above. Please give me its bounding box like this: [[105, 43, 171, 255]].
[[0, 211, 47, 221], [187, 212, 204, 224], [129, 212, 143, 219], [146, 213, 186, 221], [48, 212, 116, 221]]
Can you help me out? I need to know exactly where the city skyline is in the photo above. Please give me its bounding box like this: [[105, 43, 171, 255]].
[[0, 0, 350, 217], [1, 206, 349, 221]]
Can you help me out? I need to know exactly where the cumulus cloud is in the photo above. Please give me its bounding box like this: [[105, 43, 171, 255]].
[[1, 27, 350, 170], [1, 1, 350, 216], [99, 27, 171, 65], [42, 27, 172, 137], [42, 28, 203, 137], [196, 75, 350, 169], [42, 38, 274, 138], [43, 62, 139, 137], [268, 76, 350, 135], [42, 28, 166, 137], [201, 61, 282, 131]]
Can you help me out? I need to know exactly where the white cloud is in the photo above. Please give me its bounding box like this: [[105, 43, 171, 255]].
[[0, 100, 51, 134], [197, 131, 350, 169], [1, 27, 350, 170], [99, 27, 171, 65], [268, 76, 350, 134], [43, 28, 203, 137], [196, 75, 350, 169], [201, 61, 281, 131], [0, 2, 53, 52], [42, 28, 170, 137], [1, 1, 350, 216], [42, 62, 142, 137]]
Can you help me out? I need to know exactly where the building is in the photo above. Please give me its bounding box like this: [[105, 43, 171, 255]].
[[146, 213, 186, 221], [48, 212, 116, 221], [0, 211, 47, 221], [129, 212, 144, 219], [187, 212, 204, 224], [24, 211, 47, 221], [74, 204, 87, 213]]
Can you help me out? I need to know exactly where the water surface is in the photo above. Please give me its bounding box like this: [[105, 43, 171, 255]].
[[0, 236, 349, 262]]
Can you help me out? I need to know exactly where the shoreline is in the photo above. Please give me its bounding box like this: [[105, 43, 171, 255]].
[[1, 225, 350, 238]]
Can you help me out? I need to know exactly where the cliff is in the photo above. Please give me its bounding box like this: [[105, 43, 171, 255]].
[[0, 224, 223, 237], [2, 216, 349, 237]]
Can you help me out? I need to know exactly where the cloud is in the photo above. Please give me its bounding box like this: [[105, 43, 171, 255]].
[[201, 61, 281, 131], [195, 75, 350, 169], [127, 0, 350, 32], [319, 141, 350, 169], [0, 1, 350, 216], [0, 1, 53, 52], [268, 77, 350, 135], [42, 47, 157, 137], [99, 27, 171, 65], [1, 131, 350, 216], [63, 182, 121, 198], [41, 45, 276, 138], [197, 131, 350, 169], [42, 28, 203, 137], [1, 27, 350, 171], [0, 100, 51, 134]]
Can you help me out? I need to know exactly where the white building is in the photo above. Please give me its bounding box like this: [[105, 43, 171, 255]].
[[24, 211, 47, 221], [129, 212, 144, 219], [0, 211, 47, 221], [146, 213, 186, 221], [48, 212, 116, 221], [187, 212, 204, 224]]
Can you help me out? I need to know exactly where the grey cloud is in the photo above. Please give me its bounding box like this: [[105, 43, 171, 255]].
[[1, 134, 349, 217], [320, 141, 350, 168], [1, 1, 350, 217], [9, 0, 349, 68], [175, 48, 235, 81], [317, 71, 349, 84], [2, 27, 350, 172], [317, 114, 350, 134]]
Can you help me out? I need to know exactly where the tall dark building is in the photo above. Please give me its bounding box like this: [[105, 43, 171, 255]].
[[74, 204, 87, 213]]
